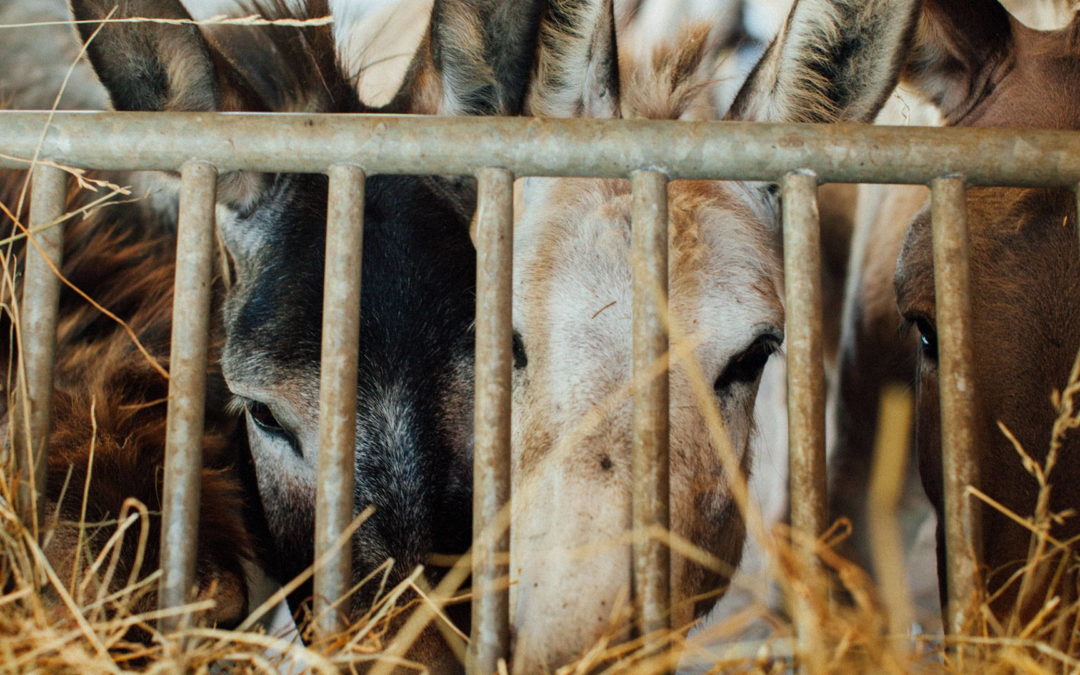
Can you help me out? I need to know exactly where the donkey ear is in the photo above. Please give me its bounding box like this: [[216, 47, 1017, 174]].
[[901, 0, 1014, 123], [525, 0, 621, 119], [727, 0, 921, 124], [390, 0, 546, 116], [70, 0, 221, 112]]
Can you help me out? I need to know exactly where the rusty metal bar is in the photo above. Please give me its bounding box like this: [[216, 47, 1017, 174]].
[[783, 171, 827, 542], [3, 113, 1080, 187], [631, 169, 671, 638], [314, 165, 365, 638], [159, 160, 217, 632], [782, 171, 827, 663], [930, 176, 982, 636], [13, 164, 67, 539], [470, 167, 514, 674]]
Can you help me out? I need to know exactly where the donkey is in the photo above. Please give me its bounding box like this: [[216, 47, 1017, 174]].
[[833, 0, 1080, 626], [70, 0, 546, 664], [505, 0, 922, 668], [0, 169, 257, 639]]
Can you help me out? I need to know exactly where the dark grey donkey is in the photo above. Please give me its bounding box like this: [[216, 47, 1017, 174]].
[[69, 0, 544, 667]]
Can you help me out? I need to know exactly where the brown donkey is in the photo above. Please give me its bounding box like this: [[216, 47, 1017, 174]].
[[0, 169, 258, 641], [834, 0, 1080, 627]]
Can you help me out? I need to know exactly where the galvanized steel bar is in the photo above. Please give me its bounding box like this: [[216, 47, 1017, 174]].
[[782, 171, 827, 665], [930, 176, 982, 636], [159, 161, 217, 632], [783, 171, 827, 543], [314, 165, 365, 638], [631, 169, 671, 638], [2, 113, 1080, 187], [13, 164, 67, 538], [470, 167, 514, 674]]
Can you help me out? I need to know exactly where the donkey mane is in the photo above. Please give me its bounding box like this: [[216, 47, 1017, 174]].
[[619, 23, 715, 120]]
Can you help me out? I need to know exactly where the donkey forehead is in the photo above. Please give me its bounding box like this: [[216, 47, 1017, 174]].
[[514, 177, 782, 359], [896, 187, 1079, 313], [965, 24, 1080, 129]]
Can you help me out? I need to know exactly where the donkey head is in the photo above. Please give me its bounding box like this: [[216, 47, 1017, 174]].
[[895, 0, 1080, 619], [507, 0, 919, 667], [70, 0, 544, 643]]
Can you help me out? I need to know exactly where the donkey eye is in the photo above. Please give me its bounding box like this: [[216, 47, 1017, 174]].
[[714, 334, 780, 393], [911, 316, 939, 362], [246, 400, 286, 435], [512, 332, 528, 370]]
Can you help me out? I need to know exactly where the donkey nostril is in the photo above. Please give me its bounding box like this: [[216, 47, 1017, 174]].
[[599, 455, 613, 471]]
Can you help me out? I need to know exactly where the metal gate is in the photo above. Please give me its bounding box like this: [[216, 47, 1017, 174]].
[[3, 110, 1075, 670]]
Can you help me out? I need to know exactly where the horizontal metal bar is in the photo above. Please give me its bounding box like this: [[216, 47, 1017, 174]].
[[14, 164, 68, 540], [159, 160, 217, 633], [630, 169, 670, 638], [314, 165, 365, 638], [470, 167, 514, 674], [931, 176, 982, 636], [1, 112, 1079, 186]]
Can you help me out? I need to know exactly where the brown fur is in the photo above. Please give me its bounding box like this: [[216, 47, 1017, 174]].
[[0, 169, 255, 642], [837, 0, 1080, 625]]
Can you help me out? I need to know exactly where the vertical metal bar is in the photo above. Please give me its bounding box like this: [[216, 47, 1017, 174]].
[[631, 169, 670, 638], [314, 165, 365, 638], [159, 160, 217, 632], [782, 171, 827, 663], [930, 175, 981, 636], [783, 172, 827, 540], [470, 167, 514, 674], [13, 164, 67, 539]]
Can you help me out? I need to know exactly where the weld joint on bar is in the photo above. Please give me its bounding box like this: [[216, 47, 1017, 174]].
[[326, 162, 366, 174], [180, 158, 216, 172], [630, 167, 671, 180], [785, 168, 819, 180], [931, 172, 967, 186]]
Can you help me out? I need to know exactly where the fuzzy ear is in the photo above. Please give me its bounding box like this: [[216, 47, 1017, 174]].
[[70, 0, 221, 112], [525, 0, 621, 119], [389, 0, 546, 116], [901, 0, 1014, 123], [727, 0, 921, 124], [201, 0, 357, 114]]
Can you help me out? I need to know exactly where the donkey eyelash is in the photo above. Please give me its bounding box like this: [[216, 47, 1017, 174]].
[[900, 314, 939, 361], [714, 333, 781, 392], [238, 397, 302, 448]]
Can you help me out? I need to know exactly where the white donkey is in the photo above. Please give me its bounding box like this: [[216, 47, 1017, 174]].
[[505, 0, 923, 669]]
